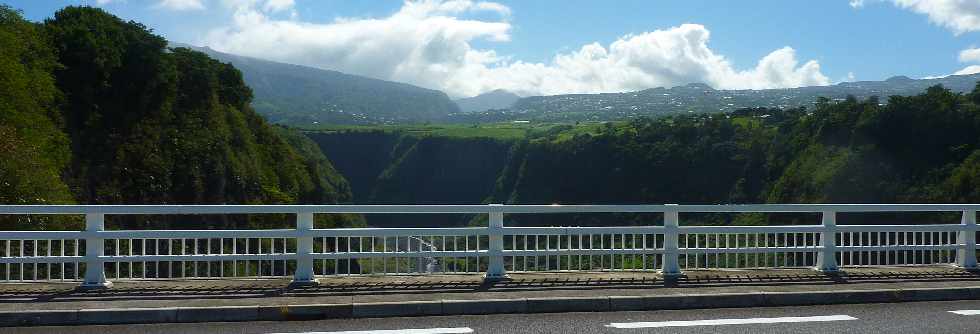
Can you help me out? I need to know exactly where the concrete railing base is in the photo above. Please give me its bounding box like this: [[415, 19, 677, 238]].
[[75, 282, 113, 291], [482, 274, 511, 283], [287, 279, 321, 289]]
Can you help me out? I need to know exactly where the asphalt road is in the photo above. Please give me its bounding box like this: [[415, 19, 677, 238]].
[[5, 300, 980, 334]]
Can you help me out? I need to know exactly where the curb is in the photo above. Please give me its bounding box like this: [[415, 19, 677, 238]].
[[3, 286, 980, 327]]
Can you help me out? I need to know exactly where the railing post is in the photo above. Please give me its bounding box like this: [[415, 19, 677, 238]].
[[661, 205, 682, 277], [484, 204, 508, 281], [291, 212, 319, 287], [81, 213, 111, 289], [816, 211, 839, 273], [957, 210, 977, 270]]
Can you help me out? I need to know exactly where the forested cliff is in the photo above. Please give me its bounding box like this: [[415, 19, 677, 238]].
[[309, 87, 980, 227], [0, 6, 356, 229], [308, 130, 513, 227], [490, 89, 979, 226]]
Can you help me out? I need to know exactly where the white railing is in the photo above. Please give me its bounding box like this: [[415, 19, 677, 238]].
[[0, 204, 977, 288]]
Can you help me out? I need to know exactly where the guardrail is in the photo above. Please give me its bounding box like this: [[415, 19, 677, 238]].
[[0, 204, 977, 289]]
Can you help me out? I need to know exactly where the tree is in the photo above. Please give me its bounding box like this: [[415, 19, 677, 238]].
[[0, 5, 76, 229]]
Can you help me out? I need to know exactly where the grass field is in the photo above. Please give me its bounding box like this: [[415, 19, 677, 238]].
[[300, 121, 609, 141]]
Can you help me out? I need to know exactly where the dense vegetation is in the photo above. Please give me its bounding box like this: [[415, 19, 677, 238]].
[[308, 130, 514, 227], [312, 86, 980, 227], [0, 6, 74, 215], [495, 88, 979, 225], [0, 6, 357, 229]]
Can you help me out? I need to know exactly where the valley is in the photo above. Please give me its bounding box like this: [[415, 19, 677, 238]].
[[3, 5, 979, 231]]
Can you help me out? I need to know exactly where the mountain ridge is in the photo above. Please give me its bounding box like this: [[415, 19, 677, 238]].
[[170, 43, 980, 125], [453, 73, 980, 122], [170, 43, 460, 125], [454, 89, 521, 112]]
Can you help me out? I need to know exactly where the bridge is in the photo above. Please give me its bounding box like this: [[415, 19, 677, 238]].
[[4, 204, 980, 332], [1, 204, 977, 288]]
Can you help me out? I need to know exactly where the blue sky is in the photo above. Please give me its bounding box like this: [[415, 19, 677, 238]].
[[5, 0, 980, 97]]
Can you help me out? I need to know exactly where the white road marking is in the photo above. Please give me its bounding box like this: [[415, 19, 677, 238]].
[[267, 328, 473, 334], [949, 310, 980, 315], [607, 315, 858, 328]]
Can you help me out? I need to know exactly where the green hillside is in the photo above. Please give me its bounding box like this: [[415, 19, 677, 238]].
[[310, 86, 980, 227], [173, 43, 461, 126], [0, 6, 358, 229], [466, 75, 980, 123], [306, 129, 514, 227]]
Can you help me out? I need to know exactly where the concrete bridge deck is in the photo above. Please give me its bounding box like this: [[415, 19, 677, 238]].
[[1, 265, 979, 327]]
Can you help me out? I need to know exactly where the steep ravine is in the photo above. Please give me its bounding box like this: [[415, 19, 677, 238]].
[[306, 86, 980, 228], [306, 130, 516, 227]]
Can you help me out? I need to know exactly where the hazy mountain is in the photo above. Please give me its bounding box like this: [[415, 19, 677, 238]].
[[452, 74, 980, 122], [455, 89, 521, 112], [170, 43, 460, 125]]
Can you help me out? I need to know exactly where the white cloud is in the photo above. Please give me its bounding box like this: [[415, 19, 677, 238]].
[[954, 65, 980, 75], [893, 0, 980, 35], [261, 0, 293, 13], [474, 2, 511, 16], [217, 0, 296, 12], [959, 47, 980, 62], [96, 0, 121, 5], [156, 0, 206, 11], [856, 0, 980, 35], [923, 47, 980, 79], [202, 0, 829, 97], [951, 47, 980, 76]]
